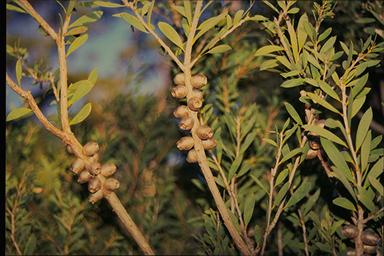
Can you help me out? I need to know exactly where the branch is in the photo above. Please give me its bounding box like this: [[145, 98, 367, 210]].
[[18, 0, 57, 40], [122, 0, 184, 71]]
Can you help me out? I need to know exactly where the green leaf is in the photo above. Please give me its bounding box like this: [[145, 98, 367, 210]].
[[318, 81, 340, 101], [254, 45, 284, 57], [333, 197, 356, 211], [274, 183, 289, 206], [94, 1, 123, 7], [360, 131, 371, 172], [113, 12, 147, 33], [281, 78, 305, 88], [297, 14, 308, 51], [306, 92, 340, 114], [285, 179, 312, 209], [356, 108, 372, 151], [304, 125, 347, 147], [23, 235, 36, 255], [228, 154, 243, 180], [251, 174, 269, 195], [88, 68, 98, 85], [70, 103, 92, 125], [16, 59, 22, 85], [68, 80, 94, 106], [183, 1, 192, 24], [368, 157, 383, 179], [67, 34, 88, 56], [280, 148, 302, 164], [302, 189, 321, 216], [320, 36, 336, 54], [6, 4, 26, 13], [243, 193, 257, 227], [195, 12, 226, 41], [275, 169, 288, 187], [233, 10, 244, 25], [351, 96, 366, 118], [368, 176, 384, 197], [320, 138, 353, 182], [358, 188, 376, 212], [6, 107, 33, 122], [260, 59, 279, 71], [287, 20, 298, 61], [207, 44, 231, 54], [158, 22, 184, 50], [70, 11, 103, 28], [240, 131, 257, 155], [284, 102, 303, 125], [318, 28, 332, 42]]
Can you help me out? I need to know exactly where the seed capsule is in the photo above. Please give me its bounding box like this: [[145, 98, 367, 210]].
[[83, 142, 99, 156], [171, 85, 188, 99], [71, 158, 85, 174], [173, 73, 185, 85], [191, 89, 203, 99], [104, 178, 120, 191], [100, 163, 117, 177], [346, 248, 356, 256], [341, 225, 358, 239], [202, 138, 216, 150], [89, 190, 103, 204], [187, 97, 203, 111], [179, 117, 194, 130], [173, 105, 189, 119], [77, 170, 91, 184], [186, 149, 198, 163], [306, 149, 318, 159], [88, 177, 102, 193], [191, 73, 207, 89], [196, 125, 213, 140], [87, 162, 101, 175], [89, 153, 99, 163], [362, 230, 380, 246], [363, 245, 377, 254], [176, 136, 194, 151]]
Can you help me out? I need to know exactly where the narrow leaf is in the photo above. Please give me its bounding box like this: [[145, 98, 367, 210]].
[[67, 34, 88, 56], [70, 103, 92, 125], [158, 22, 184, 50]]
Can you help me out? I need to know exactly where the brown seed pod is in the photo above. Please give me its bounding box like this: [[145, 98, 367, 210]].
[[173, 73, 185, 85], [88, 162, 101, 175], [173, 105, 189, 119], [89, 190, 104, 204], [191, 89, 203, 99], [77, 170, 91, 184], [191, 73, 207, 89], [202, 138, 216, 150], [363, 245, 377, 254], [196, 125, 213, 140], [104, 178, 120, 191], [187, 97, 203, 111], [346, 248, 356, 256], [171, 85, 188, 99], [306, 149, 318, 160], [362, 230, 380, 246], [71, 158, 85, 174], [341, 225, 358, 239], [88, 177, 102, 193], [100, 163, 117, 177], [309, 140, 320, 150], [179, 117, 194, 130], [176, 136, 195, 151], [83, 142, 100, 156], [89, 153, 99, 163], [186, 149, 198, 163]]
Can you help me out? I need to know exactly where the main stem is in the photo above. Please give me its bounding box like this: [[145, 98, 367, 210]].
[[182, 1, 251, 255]]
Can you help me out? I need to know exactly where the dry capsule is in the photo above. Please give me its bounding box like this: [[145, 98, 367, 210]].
[[89, 190, 104, 204], [101, 163, 117, 177], [202, 138, 216, 150], [363, 245, 377, 254], [88, 162, 101, 175], [173, 105, 189, 119], [177, 136, 194, 151], [341, 225, 358, 239], [187, 97, 203, 111], [191, 73, 207, 89], [196, 125, 213, 140], [173, 73, 185, 85], [83, 142, 100, 156], [88, 177, 102, 193], [179, 117, 194, 130], [77, 170, 91, 183], [171, 85, 188, 99], [186, 149, 198, 163], [104, 178, 120, 191], [71, 158, 85, 174], [362, 230, 380, 246]]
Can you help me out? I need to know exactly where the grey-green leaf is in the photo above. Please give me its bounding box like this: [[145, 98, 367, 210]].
[[67, 34, 88, 56], [333, 197, 356, 211], [207, 44, 232, 54], [6, 107, 33, 122], [158, 22, 184, 50], [70, 103, 92, 125], [113, 12, 147, 33], [356, 108, 372, 151]]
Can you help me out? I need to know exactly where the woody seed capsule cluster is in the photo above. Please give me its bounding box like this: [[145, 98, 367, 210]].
[[69, 141, 120, 204], [171, 73, 216, 162], [341, 225, 381, 255]]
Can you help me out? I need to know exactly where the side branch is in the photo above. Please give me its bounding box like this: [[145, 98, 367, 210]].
[[18, 0, 57, 40]]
